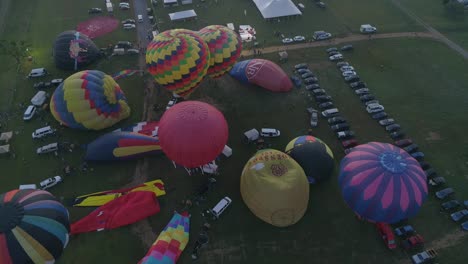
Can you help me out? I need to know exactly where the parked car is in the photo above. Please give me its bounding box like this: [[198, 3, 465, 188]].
[[304, 77, 319, 84], [350, 81, 366, 89], [315, 95, 332, 102], [360, 24, 377, 34], [410, 151, 424, 161], [311, 88, 325, 95], [376, 223, 397, 249], [28, 68, 48, 78], [310, 109, 318, 127], [411, 249, 437, 264], [344, 75, 360, 82], [122, 19, 136, 24], [322, 108, 339, 117], [337, 130, 355, 139], [328, 51, 340, 56], [294, 63, 308, 70], [402, 234, 424, 250], [33, 82, 52, 89], [319, 101, 334, 109], [116, 41, 132, 48], [260, 128, 281, 137], [390, 130, 405, 139], [282, 38, 294, 44], [336, 61, 349, 68], [39, 176, 63, 190], [290, 76, 302, 87], [441, 200, 461, 211], [301, 72, 315, 79], [372, 112, 388, 120], [342, 71, 357, 77], [429, 176, 446, 187], [166, 97, 178, 110], [340, 66, 355, 72], [328, 116, 346, 125], [360, 94, 375, 102], [364, 100, 379, 106], [435, 187, 454, 200], [32, 126, 56, 139], [403, 143, 419, 153], [305, 84, 320, 90], [461, 221, 468, 231], [293, 36, 305, 42], [36, 142, 59, 155], [326, 47, 338, 53], [464, 200, 468, 209], [424, 168, 437, 179], [296, 68, 312, 74], [313, 31, 332, 40], [88, 8, 103, 14], [340, 44, 353, 51], [379, 118, 394, 126], [450, 209, 468, 222], [50, 79, 63, 86], [331, 122, 350, 132], [419, 161, 430, 170], [23, 105, 36, 121], [329, 54, 343, 61], [123, 24, 136, 30], [385, 124, 401, 132], [394, 138, 413, 147], [344, 147, 355, 154], [341, 139, 358, 148], [366, 104, 385, 113], [316, 1, 326, 8], [355, 88, 370, 95], [394, 225, 415, 237], [120, 5, 130, 10]]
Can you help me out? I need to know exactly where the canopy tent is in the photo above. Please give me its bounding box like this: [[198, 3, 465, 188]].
[[0, 131, 12, 142], [252, 0, 302, 19], [0, 144, 10, 154], [169, 10, 197, 21]]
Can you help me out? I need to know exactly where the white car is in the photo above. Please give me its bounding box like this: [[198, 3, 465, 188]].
[[282, 38, 293, 44], [342, 71, 357, 77], [366, 104, 385, 113], [123, 24, 136, 30], [39, 176, 63, 190], [329, 54, 343, 61], [23, 105, 36, 121], [120, 5, 130, 10], [293, 36, 305, 42], [166, 98, 178, 110], [340, 66, 354, 72], [260, 128, 281, 137], [50, 79, 63, 86]]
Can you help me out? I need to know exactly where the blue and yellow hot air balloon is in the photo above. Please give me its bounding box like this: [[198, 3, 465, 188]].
[[146, 29, 210, 98], [50, 70, 130, 130], [0, 189, 70, 264]]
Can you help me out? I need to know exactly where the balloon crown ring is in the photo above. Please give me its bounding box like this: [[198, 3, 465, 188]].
[[379, 151, 407, 173]]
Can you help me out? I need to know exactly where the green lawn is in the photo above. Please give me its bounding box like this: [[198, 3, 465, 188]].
[[1, 1, 468, 264]]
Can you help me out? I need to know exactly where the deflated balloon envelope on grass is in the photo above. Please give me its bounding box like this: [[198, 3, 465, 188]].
[[53, 30, 100, 71]]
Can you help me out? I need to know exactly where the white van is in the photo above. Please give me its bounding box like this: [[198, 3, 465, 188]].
[[28, 68, 47, 78], [209, 197, 232, 219], [360, 24, 377, 34], [260, 128, 281, 137], [137, 14, 143, 23], [32, 126, 56, 139], [23, 105, 36, 121], [31, 91, 47, 106], [36, 142, 59, 155], [322, 108, 339, 117]]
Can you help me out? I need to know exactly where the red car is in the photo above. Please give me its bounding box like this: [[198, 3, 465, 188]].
[[342, 139, 358, 148], [375, 223, 397, 249], [402, 234, 424, 250]]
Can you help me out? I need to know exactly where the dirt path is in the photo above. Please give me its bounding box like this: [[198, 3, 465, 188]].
[[242, 32, 437, 56], [390, 0, 468, 60], [0, 0, 11, 37]]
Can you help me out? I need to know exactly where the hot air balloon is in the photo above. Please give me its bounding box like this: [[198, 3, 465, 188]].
[[146, 29, 210, 98], [339, 142, 428, 223], [138, 212, 190, 264], [229, 59, 293, 92], [53, 30, 100, 70], [0, 189, 70, 264], [85, 132, 162, 161], [240, 149, 309, 227], [158, 101, 228, 168], [285, 135, 335, 184], [197, 25, 242, 78], [50, 70, 131, 130], [113, 121, 159, 138]]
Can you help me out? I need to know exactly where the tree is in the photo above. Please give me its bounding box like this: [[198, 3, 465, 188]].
[[0, 40, 30, 71]]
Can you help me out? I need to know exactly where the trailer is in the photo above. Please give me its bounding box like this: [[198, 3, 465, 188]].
[[411, 249, 437, 264]]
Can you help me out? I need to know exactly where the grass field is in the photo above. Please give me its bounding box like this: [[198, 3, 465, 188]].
[[1, 1, 468, 264]]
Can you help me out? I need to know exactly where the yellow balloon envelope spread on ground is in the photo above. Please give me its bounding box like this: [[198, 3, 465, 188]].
[[240, 149, 309, 227]]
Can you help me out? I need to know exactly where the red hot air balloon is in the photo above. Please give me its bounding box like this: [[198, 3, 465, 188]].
[[158, 101, 228, 168]]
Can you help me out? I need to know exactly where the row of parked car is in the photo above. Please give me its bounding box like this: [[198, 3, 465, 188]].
[[281, 31, 333, 44]]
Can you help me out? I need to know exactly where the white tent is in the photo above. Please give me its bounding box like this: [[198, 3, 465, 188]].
[[252, 0, 302, 19], [0, 144, 10, 154], [0, 131, 12, 142], [168, 9, 197, 21]]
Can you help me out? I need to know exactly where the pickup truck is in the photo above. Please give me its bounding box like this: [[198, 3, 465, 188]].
[[411, 249, 437, 264]]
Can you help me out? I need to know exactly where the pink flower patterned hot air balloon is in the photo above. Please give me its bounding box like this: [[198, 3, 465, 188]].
[[338, 142, 428, 223]]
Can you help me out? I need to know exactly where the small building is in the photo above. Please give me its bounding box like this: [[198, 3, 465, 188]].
[[252, 0, 302, 20], [168, 9, 197, 21], [181, 0, 193, 5], [164, 0, 179, 7]]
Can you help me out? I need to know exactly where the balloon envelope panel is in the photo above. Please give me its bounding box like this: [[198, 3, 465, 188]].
[[53, 30, 100, 70], [338, 142, 428, 223]]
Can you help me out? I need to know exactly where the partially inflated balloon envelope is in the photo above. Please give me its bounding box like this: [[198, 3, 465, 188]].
[[229, 59, 293, 92], [339, 142, 428, 223], [198, 25, 242, 78], [0, 189, 70, 264], [53, 30, 100, 70], [146, 29, 210, 97], [85, 132, 162, 161], [158, 101, 228, 168], [50, 70, 130, 130], [240, 149, 309, 227], [285, 135, 335, 184]]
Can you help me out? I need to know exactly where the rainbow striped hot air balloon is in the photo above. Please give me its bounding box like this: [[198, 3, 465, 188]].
[[0, 189, 70, 264], [146, 29, 210, 98], [339, 142, 428, 223], [197, 25, 242, 78], [139, 212, 190, 264], [50, 70, 130, 130]]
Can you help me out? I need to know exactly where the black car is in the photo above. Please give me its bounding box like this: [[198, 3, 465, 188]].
[[424, 168, 437, 178], [360, 94, 375, 102], [344, 147, 355, 155], [385, 124, 401, 132], [33, 82, 52, 89], [297, 68, 312, 74], [390, 130, 404, 139], [88, 8, 103, 14], [304, 77, 319, 84], [301, 72, 315, 79], [403, 144, 419, 153], [441, 200, 461, 211], [372, 112, 388, 120], [340, 44, 353, 51], [290, 76, 302, 87], [315, 95, 332, 102], [429, 176, 446, 187], [294, 63, 308, 70], [331, 122, 350, 132], [319, 102, 334, 109], [305, 84, 320, 90], [116, 41, 132, 49], [350, 81, 366, 89], [336, 61, 349, 68], [410, 151, 425, 161], [419, 161, 430, 170], [395, 138, 413, 147], [122, 19, 136, 24], [326, 47, 338, 53], [328, 116, 346, 125], [345, 75, 360, 82], [311, 88, 325, 95]]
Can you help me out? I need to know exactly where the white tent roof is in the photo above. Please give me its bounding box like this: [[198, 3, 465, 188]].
[[0, 144, 10, 154], [252, 0, 302, 19], [169, 9, 197, 21], [0, 131, 12, 142]]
